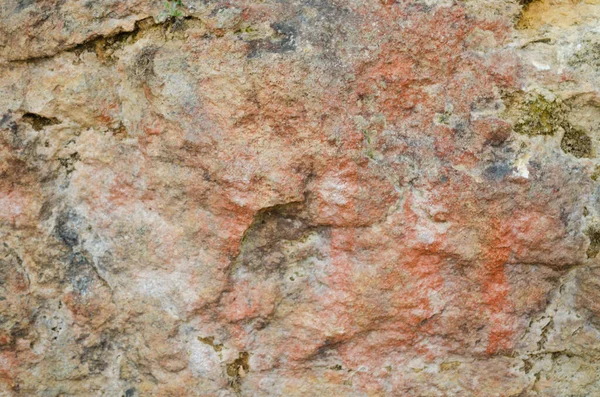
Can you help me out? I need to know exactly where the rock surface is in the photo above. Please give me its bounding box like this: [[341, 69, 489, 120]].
[[1, 0, 600, 395]]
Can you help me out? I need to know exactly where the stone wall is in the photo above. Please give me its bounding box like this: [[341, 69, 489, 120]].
[[1, 0, 600, 395]]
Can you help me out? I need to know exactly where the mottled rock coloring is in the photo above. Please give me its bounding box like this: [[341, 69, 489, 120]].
[[1, 0, 600, 395]]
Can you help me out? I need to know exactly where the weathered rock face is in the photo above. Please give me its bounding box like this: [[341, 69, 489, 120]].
[[1, 0, 600, 395]]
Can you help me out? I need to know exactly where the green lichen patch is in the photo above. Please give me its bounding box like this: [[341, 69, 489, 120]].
[[586, 226, 600, 258], [503, 91, 595, 158], [561, 125, 593, 158], [591, 165, 600, 181], [569, 41, 600, 70], [503, 92, 564, 136]]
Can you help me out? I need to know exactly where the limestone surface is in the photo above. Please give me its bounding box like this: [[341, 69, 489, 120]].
[[1, 0, 600, 395]]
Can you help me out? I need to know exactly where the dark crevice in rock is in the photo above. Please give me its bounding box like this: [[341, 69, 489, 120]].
[[519, 37, 552, 49], [6, 17, 156, 64], [234, 200, 318, 277], [20, 113, 60, 131], [6, 11, 281, 65], [70, 17, 160, 64]]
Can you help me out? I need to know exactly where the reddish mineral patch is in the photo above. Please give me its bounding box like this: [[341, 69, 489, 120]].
[[1, 0, 600, 395]]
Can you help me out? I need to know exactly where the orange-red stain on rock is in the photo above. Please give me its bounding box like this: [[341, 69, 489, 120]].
[[97, 101, 120, 126], [63, 289, 115, 330], [309, 159, 393, 227], [432, 173, 559, 354], [207, 0, 551, 375], [323, 193, 449, 367], [479, 215, 515, 354], [0, 350, 18, 392]]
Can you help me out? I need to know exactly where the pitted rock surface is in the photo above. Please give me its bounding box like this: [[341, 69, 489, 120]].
[[2, 0, 600, 395]]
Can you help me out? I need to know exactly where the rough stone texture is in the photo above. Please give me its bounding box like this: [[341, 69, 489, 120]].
[[1, 0, 600, 395]]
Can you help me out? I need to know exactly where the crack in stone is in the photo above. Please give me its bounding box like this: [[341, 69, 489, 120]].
[[4, 17, 155, 64]]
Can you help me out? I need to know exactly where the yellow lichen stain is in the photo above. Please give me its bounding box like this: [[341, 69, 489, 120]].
[[227, 352, 250, 393], [198, 336, 224, 352], [440, 361, 461, 371], [518, 0, 600, 30]]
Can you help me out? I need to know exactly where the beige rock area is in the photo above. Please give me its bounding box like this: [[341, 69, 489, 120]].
[[1, 0, 600, 395]]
